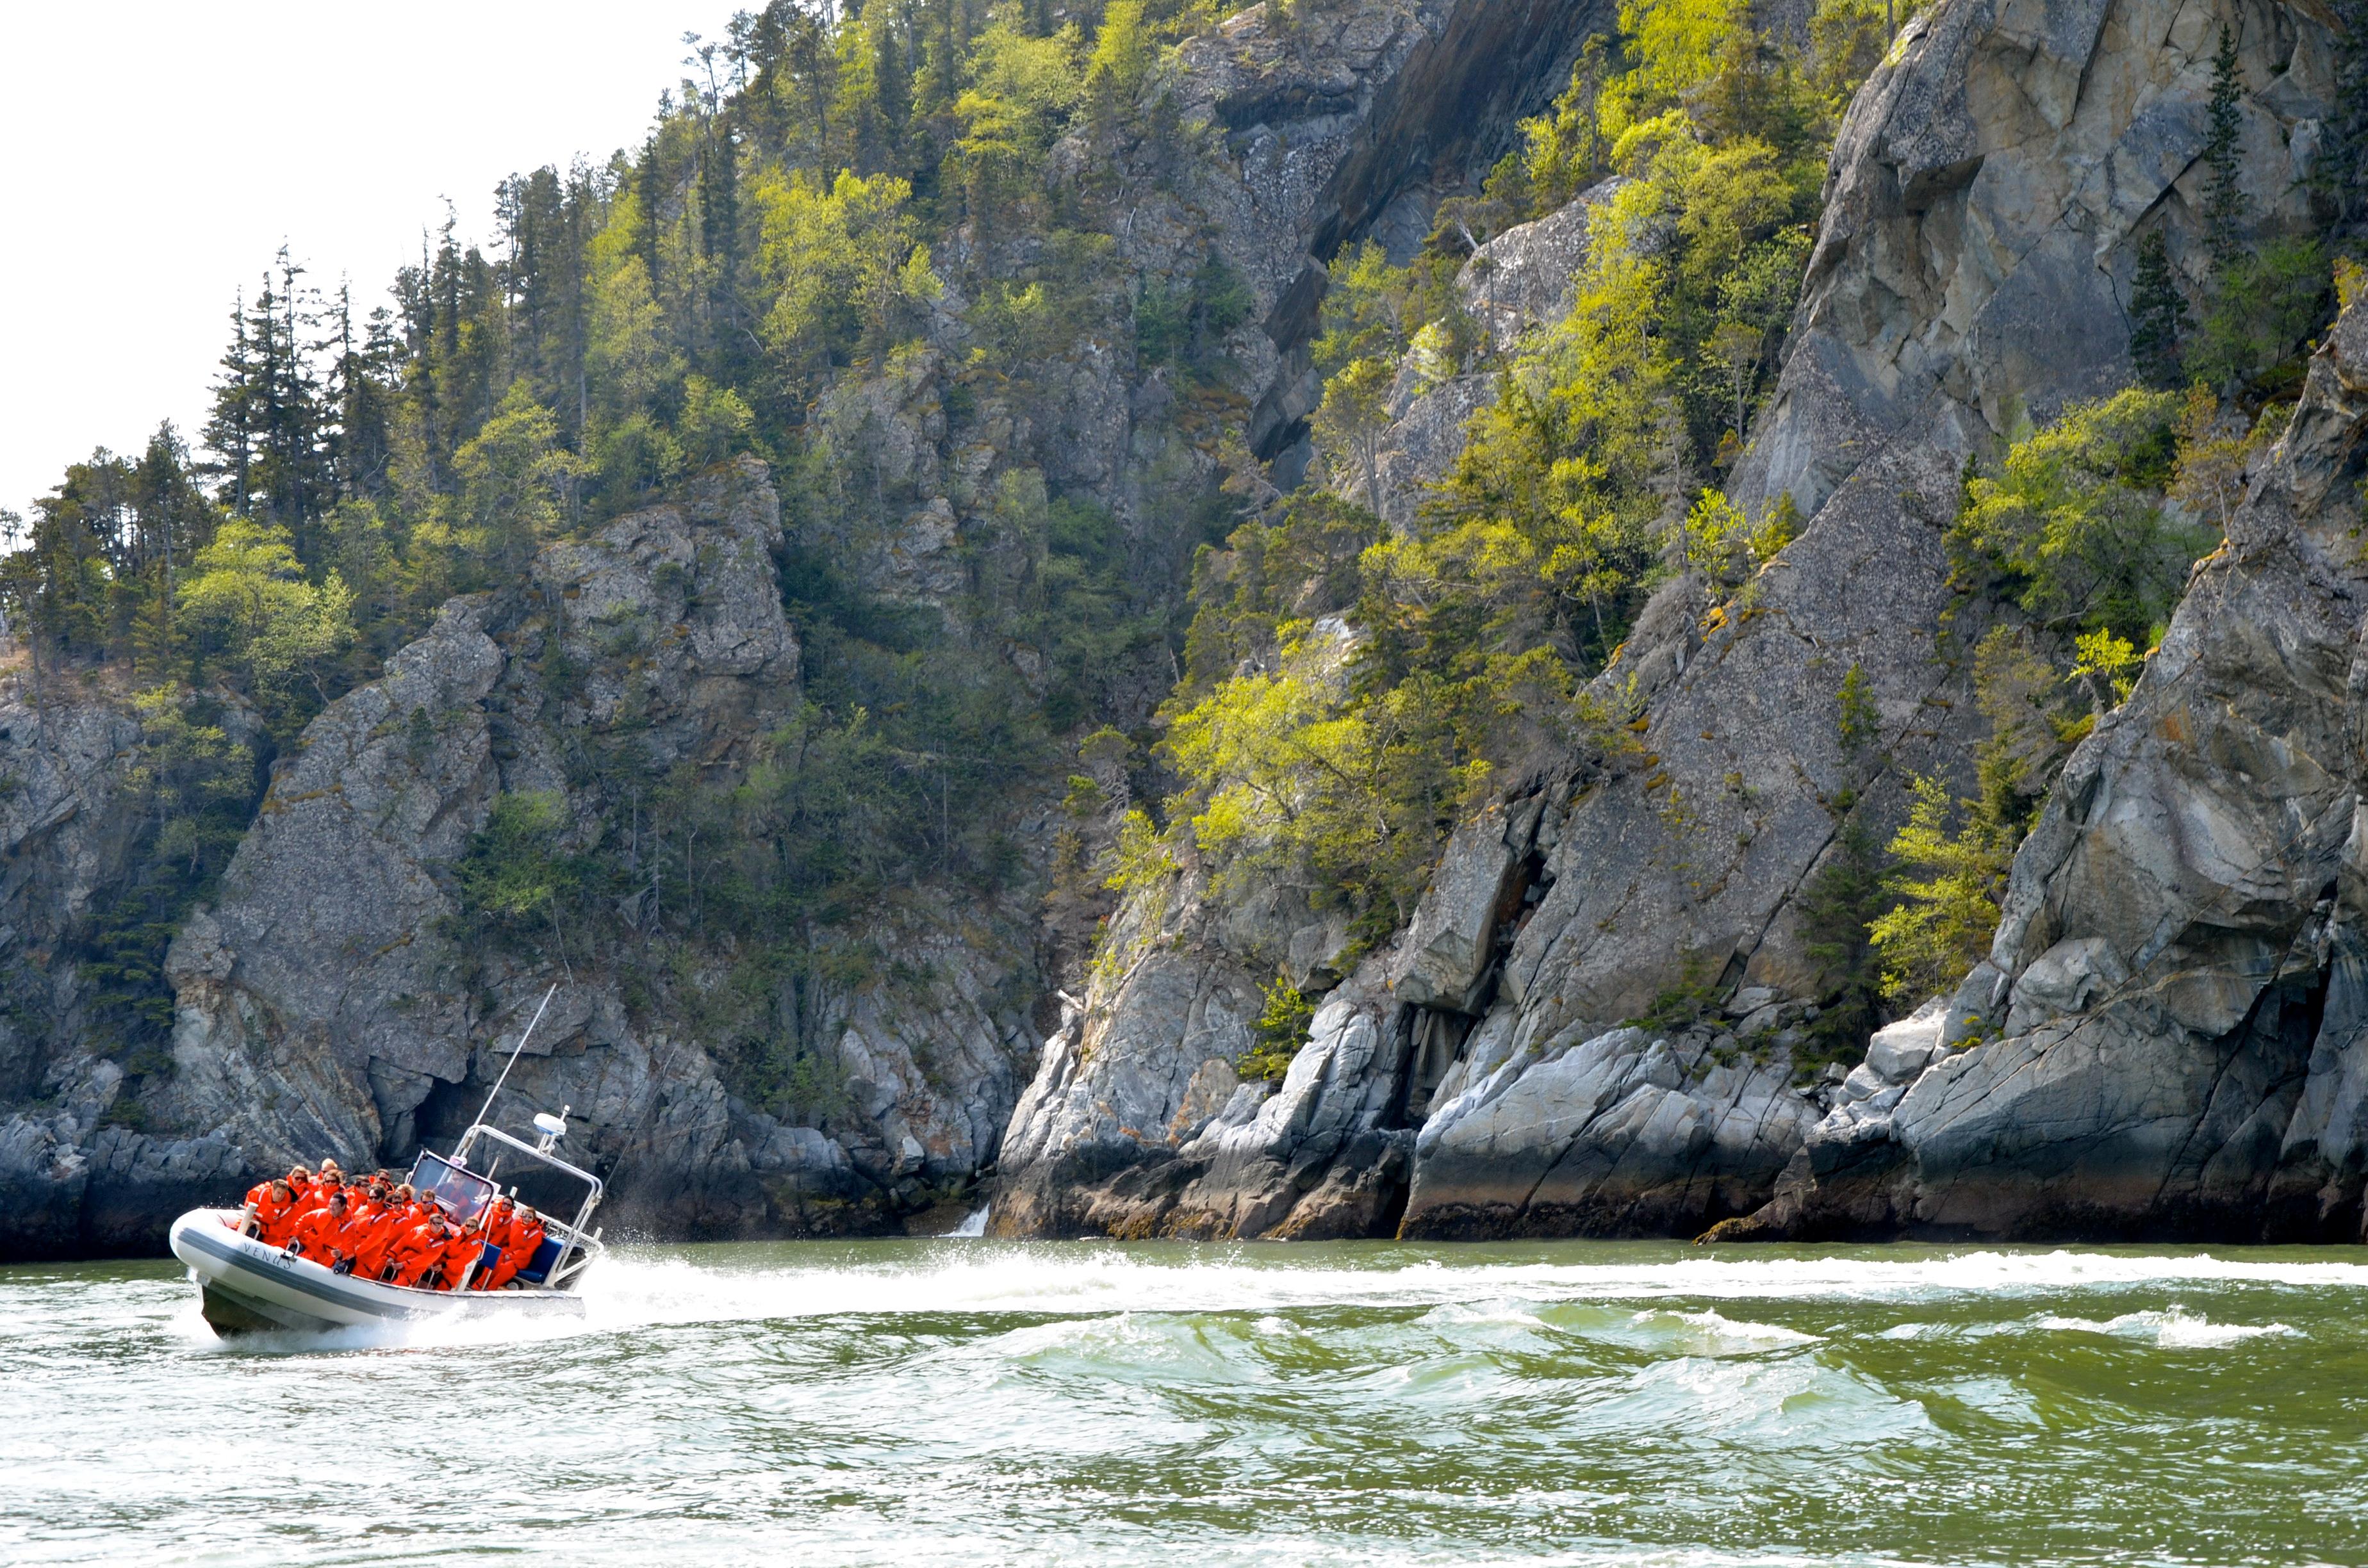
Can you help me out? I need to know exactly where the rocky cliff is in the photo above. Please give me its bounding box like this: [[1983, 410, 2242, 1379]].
[[0, 0, 1616, 1259], [4, 0, 2353, 1257], [1728, 286, 2368, 1242], [992, 0, 2344, 1241], [1, 464, 1022, 1250]]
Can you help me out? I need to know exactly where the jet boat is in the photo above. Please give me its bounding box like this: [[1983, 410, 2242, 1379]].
[[170, 990, 609, 1337]]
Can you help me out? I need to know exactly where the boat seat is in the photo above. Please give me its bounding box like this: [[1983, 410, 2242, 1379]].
[[514, 1236, 565, 1286], [470, 1241, 501, 1284]]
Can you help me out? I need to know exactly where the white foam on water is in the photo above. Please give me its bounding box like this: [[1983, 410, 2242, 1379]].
[[2027, 1305, 2296, 1348], [1670, 1308, 1823, 1350], [561, 1244, 2368, 1331], [1423, 1300, 1552, 1329], [170, 1244, 2358, 1354]]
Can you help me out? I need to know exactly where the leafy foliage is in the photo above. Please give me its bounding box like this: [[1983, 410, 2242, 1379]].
[[1946, 389, 2200, 649], [1871, 384, 2259, 1005], [1868, 773, 2019, 1003], [1240, 971, 1316, 1082]]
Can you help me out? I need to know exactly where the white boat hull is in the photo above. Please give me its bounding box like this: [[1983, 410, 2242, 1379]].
[[169, 1209, 587, 1336]]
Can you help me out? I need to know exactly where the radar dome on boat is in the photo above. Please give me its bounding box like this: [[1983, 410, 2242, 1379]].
[[533, 1112, 568, 1139]]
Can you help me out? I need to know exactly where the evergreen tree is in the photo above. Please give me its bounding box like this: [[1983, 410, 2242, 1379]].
[[202, 292, 259, 514], [322, 288, 398, 502], [2128, 229, 2189, 388], [635, 133, 666, 297], [2320, 0, 2368, 243], [253, 250, 332, 543], [2200, 25, 2248, 274], [129, 423, 214, 598]]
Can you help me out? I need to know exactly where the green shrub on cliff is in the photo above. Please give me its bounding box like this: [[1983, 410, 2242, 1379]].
[[1872, 384, 2263, 1004], [1946, 389, 2198, 651], [1240, 971, 1316, 1082], [454, 792, 588, 945]]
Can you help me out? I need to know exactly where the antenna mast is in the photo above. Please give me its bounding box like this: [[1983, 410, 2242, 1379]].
[[472, 984, 561, 1130]]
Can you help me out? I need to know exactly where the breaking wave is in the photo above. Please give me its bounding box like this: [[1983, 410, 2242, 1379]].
[[2027, 1306, 2298, 1348]]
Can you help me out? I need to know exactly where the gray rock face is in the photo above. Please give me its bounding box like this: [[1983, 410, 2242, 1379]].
[[1741, 0, 2331, 523], [991, 876, 1269, 1236], [995, 0, 2343, 1243], [994, 963, 1417, 1241], [1532, 0, 2335, 1061], [1151, 0, 1613, 463], [1388, 0, 2339, 1239], [1738, 290, 2368, 1241], [1390, 799, 1540, 1011], [1862, 1000, 1947, 1083], [1404, 1022, 1816, 1236], [0, 688, 254, 1257]]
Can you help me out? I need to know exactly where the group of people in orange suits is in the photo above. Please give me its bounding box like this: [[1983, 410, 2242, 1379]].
[[236, 1160, 548, 1292]]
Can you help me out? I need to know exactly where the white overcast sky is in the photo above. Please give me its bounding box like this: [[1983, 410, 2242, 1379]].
[[0, 1, 745, 521]]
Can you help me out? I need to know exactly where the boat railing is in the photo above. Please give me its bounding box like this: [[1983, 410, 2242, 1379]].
[[446, 1120, 607, 1291]]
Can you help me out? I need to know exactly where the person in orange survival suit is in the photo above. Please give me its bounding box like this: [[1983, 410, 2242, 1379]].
[[389, 1211, 459, 1289], [245, 1179, 302, 1245], [286, 1191, 361, 1270], [484, 1204, 547, 1291], [465, 1197, 516, 1289], [239, 1172, 278, 1224], [343, 1187, 407, 1281], [236, 1176, 275, 1235]]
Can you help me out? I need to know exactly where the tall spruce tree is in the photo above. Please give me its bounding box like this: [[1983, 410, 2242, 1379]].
[[2322, 0, 2368, 243], [2129, 229, 2190, 388], [202, 293, 259, 514], [2201, 26, 2248, 273]]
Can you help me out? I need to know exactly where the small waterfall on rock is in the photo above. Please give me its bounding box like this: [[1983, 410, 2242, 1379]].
[[944, 1205, 989, 1238]]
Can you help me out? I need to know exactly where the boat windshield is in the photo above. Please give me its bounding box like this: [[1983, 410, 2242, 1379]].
[[409, 1150, 495, 1223]]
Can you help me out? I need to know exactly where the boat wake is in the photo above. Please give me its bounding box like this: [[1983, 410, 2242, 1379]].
[[176, 1243, 2360, 1353], [570, 1243, 2368, 1330]]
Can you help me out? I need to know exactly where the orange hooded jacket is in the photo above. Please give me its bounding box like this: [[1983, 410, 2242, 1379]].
[[288, 1202, 358, 1263], [249, 1186, 301, 1245], [389, 1221, 456, 1289]]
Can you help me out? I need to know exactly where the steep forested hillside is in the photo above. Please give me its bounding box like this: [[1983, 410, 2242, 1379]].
[[5, 3, 1254, 1086]]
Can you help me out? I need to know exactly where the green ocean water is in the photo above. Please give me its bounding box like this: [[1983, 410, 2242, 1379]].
[[3, 1238, 2363, 1565]]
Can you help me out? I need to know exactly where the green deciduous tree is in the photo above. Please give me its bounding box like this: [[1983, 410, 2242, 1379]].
[[454, 384, 588, 571], [1947, 388, 2201, 647], [1868, 773, 2018, 1004], [176, 519, 356, 731]]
